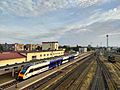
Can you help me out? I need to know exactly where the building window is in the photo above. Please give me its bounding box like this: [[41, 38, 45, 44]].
[[44, 54, 46, 56], [40, 54, 42, 57], [47, 54, 49, 56], [32, 56, 36, 60]]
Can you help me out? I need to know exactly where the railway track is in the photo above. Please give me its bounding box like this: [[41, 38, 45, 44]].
[[97, 56, 118, 90], [67, 59, 95, 90], [113, 63, 120, 77], [0, 80, 19, 90], [90, 63, 105, 90], [35, 56, 95, 90]]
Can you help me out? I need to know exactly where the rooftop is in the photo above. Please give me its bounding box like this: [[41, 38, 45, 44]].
[[42, 41, 58, 43], [20, 49, 64, 53], [0, 52, 26, 60]]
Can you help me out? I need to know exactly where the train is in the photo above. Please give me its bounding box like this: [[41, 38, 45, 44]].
[[18, 52, 79, 80], [108, 55, 116, 63]]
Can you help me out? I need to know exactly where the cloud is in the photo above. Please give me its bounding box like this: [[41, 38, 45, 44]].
[[0, 0, 108, 17], [0, 0, 120, 46], [89, 6, 120, 24]]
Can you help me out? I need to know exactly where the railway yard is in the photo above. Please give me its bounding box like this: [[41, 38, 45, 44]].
[[0, 51, 120, 90]]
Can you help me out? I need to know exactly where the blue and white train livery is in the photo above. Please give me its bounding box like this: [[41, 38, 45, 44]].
[[18, 52, 79, 80]]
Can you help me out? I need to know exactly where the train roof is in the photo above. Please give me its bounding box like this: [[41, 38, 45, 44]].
[[50, 57, 63, 62], [23, 64, 32, 69]]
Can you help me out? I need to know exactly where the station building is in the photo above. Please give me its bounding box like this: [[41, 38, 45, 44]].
[[21, 50, 65, 61], [0, 50, 65, 67], [0, 52, 26, 67]]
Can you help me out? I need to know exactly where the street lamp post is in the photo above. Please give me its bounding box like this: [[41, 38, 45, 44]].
[[106, 35, 109, 48]]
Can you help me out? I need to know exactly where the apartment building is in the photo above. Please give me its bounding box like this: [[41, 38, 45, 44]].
[[42, 41, 59, 51]]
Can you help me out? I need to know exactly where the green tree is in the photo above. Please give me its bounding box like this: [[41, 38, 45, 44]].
[[59, 45, 71, 52], [117, 48, 120, 53], [0, 44, 3, 52]]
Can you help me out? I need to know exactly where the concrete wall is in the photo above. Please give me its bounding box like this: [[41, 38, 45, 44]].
[[0, 58, 26, 67], [42, 42, 59, 50], [26, 50, 65, 61]]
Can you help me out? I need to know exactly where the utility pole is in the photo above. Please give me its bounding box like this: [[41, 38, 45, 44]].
[[106, 35, 109, 48]]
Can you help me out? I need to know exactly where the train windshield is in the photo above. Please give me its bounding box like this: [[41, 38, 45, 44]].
[[20, 65, 30, 74], [20, 69, 26, 74]]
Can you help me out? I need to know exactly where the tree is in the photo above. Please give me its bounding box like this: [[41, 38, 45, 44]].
[[117, 48, 120, 53], [61, 45, 71, 52], [24, 45, 28, 50], [36, 46, 42, 51], [0, 44, 3, 52]]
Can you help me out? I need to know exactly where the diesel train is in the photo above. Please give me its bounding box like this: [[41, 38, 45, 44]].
[[108, 55, 116, 63], [18, 53, 79, 80]]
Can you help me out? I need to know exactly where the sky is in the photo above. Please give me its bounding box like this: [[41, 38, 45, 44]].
[[0, 0, 120, 47]]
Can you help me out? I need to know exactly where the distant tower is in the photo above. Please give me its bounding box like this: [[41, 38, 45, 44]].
[[106, 35, 108, 48]]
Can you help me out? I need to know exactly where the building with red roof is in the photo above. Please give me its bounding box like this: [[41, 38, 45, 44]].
[[0, 52, 26, 67]]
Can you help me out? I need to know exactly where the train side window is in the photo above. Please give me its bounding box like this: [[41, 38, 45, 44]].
[[34, 65, 49, 71], [29, 69, 33, 73], [5, 68, 9, 71]]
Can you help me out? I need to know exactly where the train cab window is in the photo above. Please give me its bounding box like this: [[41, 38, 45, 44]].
[[29, 69, 34, 73], [20, 65, 31, 74], [20, 69, 27, 74], [32, 56, 36, 60]]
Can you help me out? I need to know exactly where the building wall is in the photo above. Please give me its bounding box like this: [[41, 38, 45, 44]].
[[0, 58, 26, 67], [42, 42, 59, 50], [1, 43, 24, 51], [25, 44, 41, 51], [26, 50, 65, 61], [15, 43, 24, 51], [79, 48, 87, 53]]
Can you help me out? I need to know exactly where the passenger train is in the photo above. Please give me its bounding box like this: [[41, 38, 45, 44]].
[[18, 52, 79, 80]]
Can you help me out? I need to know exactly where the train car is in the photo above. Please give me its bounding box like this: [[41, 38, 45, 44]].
[[74, 52, 79, 59], [18, 61, 50, 80], [49, 58, 63, 69], [108, 55, 116, 63], [68, 55, 75, 61], [62, 56, 69, 64], [62, 52, 79, 63]]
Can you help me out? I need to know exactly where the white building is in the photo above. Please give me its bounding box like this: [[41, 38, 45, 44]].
[[79, 47, 87, 53], [42, 41, 59, 51]]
